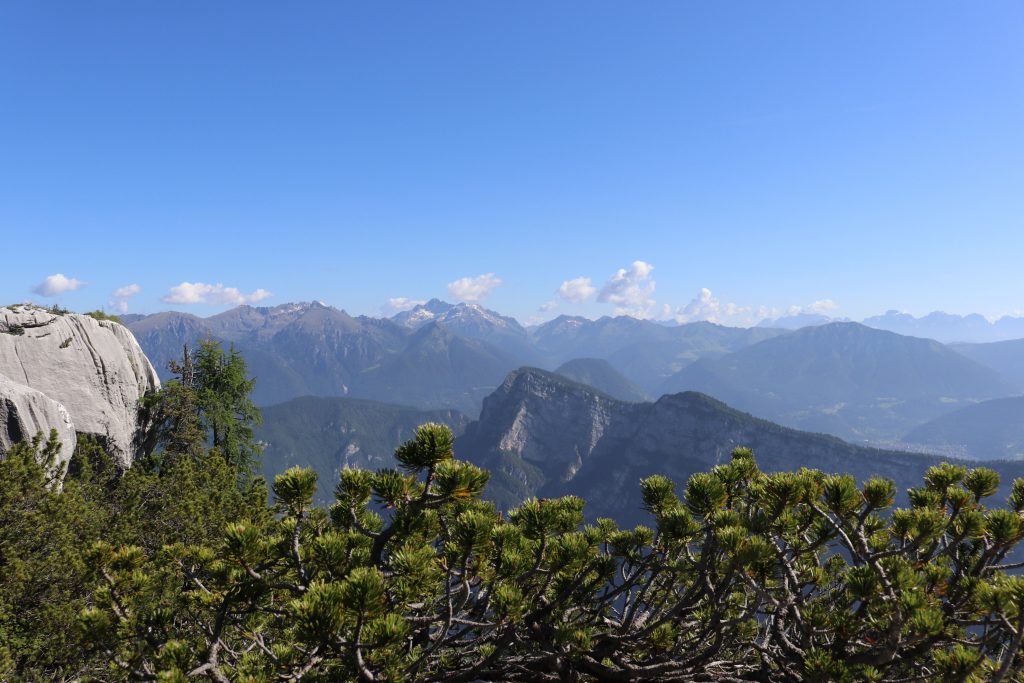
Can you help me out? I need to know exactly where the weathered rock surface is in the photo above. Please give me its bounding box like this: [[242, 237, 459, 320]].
[[0, 372, 76, 468], [0, 305, 160, 467]]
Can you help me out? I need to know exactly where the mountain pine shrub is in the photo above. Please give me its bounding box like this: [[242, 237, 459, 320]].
[[77, 424, 1024, 682]]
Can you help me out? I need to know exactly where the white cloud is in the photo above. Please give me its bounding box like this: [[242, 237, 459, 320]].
[[447, 273, 502, 302], [787, 299, 838, 316], [557, 277, 597, 303], [109, 283, 141, 313], [113, 283, 140, 299], [598, 261, 657, 317], [32, 273, 87, 297], [161, 282, 273, 306], [383, 297, 426, 314], [669, 290, 840, 327], [673, 288, 758, 325], [539, 300, 558, 312]]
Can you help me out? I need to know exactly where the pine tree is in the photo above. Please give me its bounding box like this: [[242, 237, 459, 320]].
[[150, 340, 262, 476], [192, 339, 262, 475]]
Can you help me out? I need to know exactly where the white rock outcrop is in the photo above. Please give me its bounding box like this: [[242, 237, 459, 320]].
[[0, 305, 161, 467], [0, 372, 77, 468]]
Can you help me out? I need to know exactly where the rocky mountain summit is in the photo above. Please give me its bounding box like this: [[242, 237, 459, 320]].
[[0, 305, 160, 468], [391, 299, 537, 361], [454, 367, 1024, 523], [553, 357, 650, 402]]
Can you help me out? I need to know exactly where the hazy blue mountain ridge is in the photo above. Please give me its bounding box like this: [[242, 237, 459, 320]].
[[554, 358, 650, 402], [660, 322, 1016, 441], [951, 339, 1024, 391], [255, 396, 470, 505], [864, 310, 1024, 344], [128, 302, 511, 409], [531, 315, 785, 392], [347, 322, 522, 414], [903, 396, 1024, 461]]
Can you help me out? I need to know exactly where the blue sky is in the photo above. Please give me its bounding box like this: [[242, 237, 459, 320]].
[[2, 2, 1022, 324]]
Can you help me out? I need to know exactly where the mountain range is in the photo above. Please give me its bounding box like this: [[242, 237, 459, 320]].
[[254, 366, 1024, 525], [125, 301, 788, 412], [531, 315, 783, 391], [756, 310, 1024, 344], [126, 301, 1024, 454], [457, 368, 1024, 522], [126, 303, 407, 405], [862, 310, 1024, 344], [10, 301, 1024, 526], [660, 322, 1015, 442]]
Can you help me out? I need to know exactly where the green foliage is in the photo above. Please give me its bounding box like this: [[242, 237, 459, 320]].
[[191, 340, 263, 473], [393, 421, 454, 470], [6, 396, 1024, 681], [273, 466, 319, 513], [45, 427, 1024, 682], [0, 342, 268, 680], [0, 431, 90, 677], [83, 309, 123, 324], [148, 340, 263, 475]]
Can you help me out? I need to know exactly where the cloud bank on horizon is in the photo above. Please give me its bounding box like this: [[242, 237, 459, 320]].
[[23, 265, 1024, 332], [24, 263, 843, 327], [538, 261, 841, 327]]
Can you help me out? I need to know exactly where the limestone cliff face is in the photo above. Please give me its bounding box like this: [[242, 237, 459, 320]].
[[0, 305, 160, 467], [465, 369, 629, 483], [0, 373, 76, 467], [456, 368, 641, 510]]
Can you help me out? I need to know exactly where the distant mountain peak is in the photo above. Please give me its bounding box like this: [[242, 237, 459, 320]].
[[862, 309, 1024, 344], [455, 366, 1004, 523], [391, 299, 522, 331], [259, 300, 331, 316], [554, 357, 650, 402], [391, 300, 454, 328], [756, 312, 846, 330], [659, 318, 1014, 441]]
